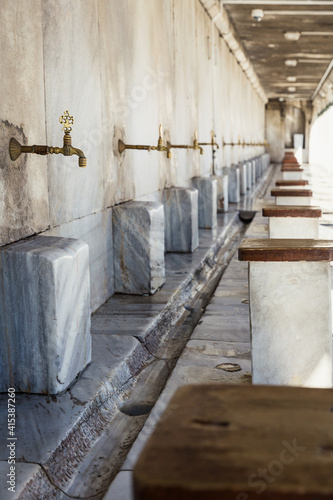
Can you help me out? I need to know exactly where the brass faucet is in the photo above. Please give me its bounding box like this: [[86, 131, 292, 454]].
[[9, 111, 87, 167], [118, 125, 172, 158], [198, 130, 220, 150], [223, 139, 268, 147], [167, 130, 204, 155]]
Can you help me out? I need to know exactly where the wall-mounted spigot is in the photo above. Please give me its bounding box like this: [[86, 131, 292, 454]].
[[167, 130, 204, 155], [198, 130, 220, 175], [198, 130, 220, 149], [193, 131, 204, 155], [9, 111, 87, 167], [118, 125, 171, 158], [222, 139, 268, 147]]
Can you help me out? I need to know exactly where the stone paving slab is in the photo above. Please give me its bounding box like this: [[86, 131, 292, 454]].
[[0, 164, 275, 498], [104, 471, 133, 500], [105, 161, 333, 499], [0, 463, 40, 500], [0, 204, 247, 498]]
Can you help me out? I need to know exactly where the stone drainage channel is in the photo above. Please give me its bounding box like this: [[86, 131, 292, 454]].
[[0, 165, 275, 500]]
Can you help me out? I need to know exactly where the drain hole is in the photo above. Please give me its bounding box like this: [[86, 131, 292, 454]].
[[238, 210, 256, 223], [192, 419, 230, 428], [120, 402, 154, 416], [215, 363, 242, 372]]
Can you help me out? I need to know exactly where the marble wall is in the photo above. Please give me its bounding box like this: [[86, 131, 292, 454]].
[[0, 0, 266, 311]]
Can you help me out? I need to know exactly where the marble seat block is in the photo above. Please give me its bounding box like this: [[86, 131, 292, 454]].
[[255, 159, 259, 179], [271, 188, 312, 206], [239, 239, 333, 388], [246, 162, 252, 189], [239, 163, 247, 194], [228, 165, 240, 203], [113, 201, 165, 294], [0, 236, 91, 394], [256, 158, 260, 179], [263, 206, 322, 239], [282, 169, 303, 181], [251, 160, 256, 185], [163, 187, 199, 253], [216, 170, 229, 212], [192, 177, 217, 229]]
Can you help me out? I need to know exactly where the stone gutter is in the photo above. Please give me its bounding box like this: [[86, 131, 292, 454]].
[[0, 165, 275, 499]]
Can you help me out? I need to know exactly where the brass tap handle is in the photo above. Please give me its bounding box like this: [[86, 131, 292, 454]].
[[59, 110, 74, 134], [158, 123, 163, 148]]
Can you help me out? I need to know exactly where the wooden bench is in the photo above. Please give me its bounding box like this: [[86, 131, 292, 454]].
[[271, 188, 312, 206], [134, 384, 333, 499], [262, 205, 322, 238], [276, 180, 308, 187], [238, 239, 333, 387]]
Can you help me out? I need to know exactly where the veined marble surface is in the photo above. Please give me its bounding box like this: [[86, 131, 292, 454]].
[[0, 165, 276, 498], [163, 187, 199, 253], [269, 217, 319, 239], [250, 261, 332, 388], [228, 165, 240, 203], [45, 208, 113, 312], [246, 162, 252, 190], [0, 236, 91, 394], [113, 201, 165, 295], [216, 171, 229, 213], [282, 170, 303, 180], [192, 177, 217, 229], [239, 162, 247, 195], [251, 159, 256, 185], [275, 196, 312, 206]]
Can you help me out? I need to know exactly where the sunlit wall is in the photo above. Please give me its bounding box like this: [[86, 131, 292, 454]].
[[309, 105, 333, 169]]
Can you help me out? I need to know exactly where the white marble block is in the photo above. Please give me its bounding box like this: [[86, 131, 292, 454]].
[[276, 196, 312, 206], [239, 163, 247, 195], [255, 158, 259, 180], [163, 187, 199, 253], [269, 218, 319, 238], [113, 201, 165, 294], [239, 239, 333, 388], [228, 165, 240, 203], [216, 170, 229, 212], [282, 170, 303, 180], [272, 188, 312, 207], [246, 162, 252, 190], [251, 160, 256, 185], [263, 204, 321, 239], [192, 177, 217, 229], [0, 236, 91, 394]]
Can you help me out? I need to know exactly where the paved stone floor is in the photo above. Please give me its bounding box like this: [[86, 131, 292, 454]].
[[2, 161, 333, 499], [104, 162, 333, 500]]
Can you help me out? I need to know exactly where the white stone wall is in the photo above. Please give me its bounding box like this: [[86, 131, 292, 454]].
[[0, 0, 265, 310], [309, 103, 333, 170]]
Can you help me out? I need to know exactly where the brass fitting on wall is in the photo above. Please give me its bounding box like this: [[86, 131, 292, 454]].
[[9, 111, 87, 167], [167, 130, 204, 155], [198, 130, 220, 149], [222, 139, 268, 147], [118, 125, 171, 158]]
